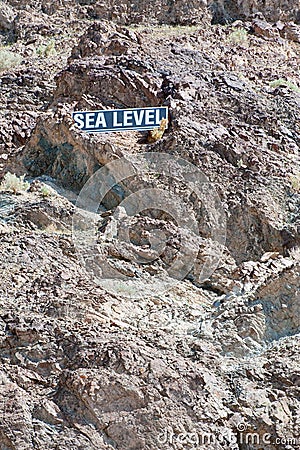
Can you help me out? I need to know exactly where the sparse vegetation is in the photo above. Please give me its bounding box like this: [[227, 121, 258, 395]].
[[290, 172, 300, 192], [37, 40, 56, 58], [0, 48, 22, 72], [148, 118, 168, 143], [269, 78, 300, 93], [0, 173, 30, 194], [40, 184, 54, 197], [228, 28, 248, 45], [237, 158, 247, 169]]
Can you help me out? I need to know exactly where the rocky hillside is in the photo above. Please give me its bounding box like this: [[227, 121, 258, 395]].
[[0, 1, 299, 449]]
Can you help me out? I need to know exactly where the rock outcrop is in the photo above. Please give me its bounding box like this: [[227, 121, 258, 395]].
[[21, 19, 300, 261], [0, 2, 299, 450], [0, 1, 16, 31], [210, 0, 300, 23]]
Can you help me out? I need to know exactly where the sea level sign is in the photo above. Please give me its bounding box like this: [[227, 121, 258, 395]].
[[72, 106, 168, 133]]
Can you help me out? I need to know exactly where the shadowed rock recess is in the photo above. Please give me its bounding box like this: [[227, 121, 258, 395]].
[[0, 0, 299, 449]]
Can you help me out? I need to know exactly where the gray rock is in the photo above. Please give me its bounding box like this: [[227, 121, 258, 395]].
[[0, 1, 16, 31]]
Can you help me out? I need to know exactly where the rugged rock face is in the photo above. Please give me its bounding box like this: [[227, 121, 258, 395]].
[[210, 0, 300, 23], [0, 2, 16, 31], [86, 0, 209, 26], [0, 187, 299, 449], [0, 1, 300, 450], [5, 0, 300, 24], [5, 0, 210, 25], [22, 19, 300, 261]]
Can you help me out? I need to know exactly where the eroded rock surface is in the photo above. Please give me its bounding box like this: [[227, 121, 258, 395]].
[[210, 0, 300, 23], [0, 2, 299, 450]]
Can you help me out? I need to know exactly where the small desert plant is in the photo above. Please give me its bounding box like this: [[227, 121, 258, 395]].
[[37, 40, 56, 58], [0, 48, 22, 72], [0, 172, 30, 194], [40, 184, 53, 197], [148, 118, 168, 143], [289, 171, 300, 192], [269, 79, 300, 92], [237, 158, 247, 169], [228, 28, 248, 45]]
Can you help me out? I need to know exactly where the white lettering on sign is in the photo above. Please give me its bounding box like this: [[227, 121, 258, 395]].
[[72, 107, 168, 133], [86, 113, 95, 128], [133, 109, 145, 125], [95, 112, 107, 128], [113, 111, 122, 127], [73, 113, 85, 129], [145, 109, 155, 125], [156, 109, 160, 123], [124, 110, 133, 126]]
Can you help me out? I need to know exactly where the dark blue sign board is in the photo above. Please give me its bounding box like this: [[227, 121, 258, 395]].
[[72, 106, 168, 133]]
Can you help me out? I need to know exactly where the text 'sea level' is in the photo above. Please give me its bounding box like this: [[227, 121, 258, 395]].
[[72, 107, 168, 133]]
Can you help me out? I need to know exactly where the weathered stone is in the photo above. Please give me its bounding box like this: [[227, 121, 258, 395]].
[[210, 0, 300, 23], [252, 18, 279, 38], [282, 21, 300, 42], [0, 1, 16, 31]]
